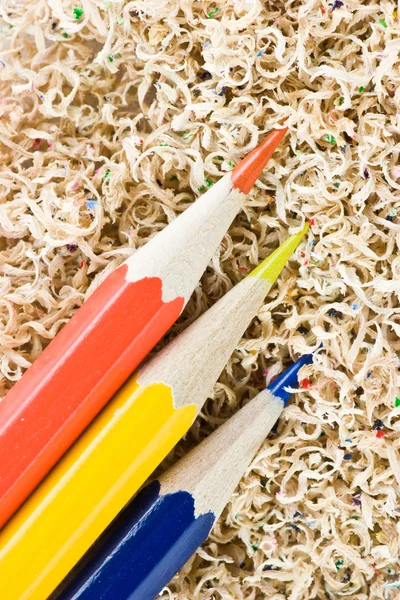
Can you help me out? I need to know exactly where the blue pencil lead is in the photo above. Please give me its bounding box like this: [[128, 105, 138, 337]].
[[267, 353, 314, 406]]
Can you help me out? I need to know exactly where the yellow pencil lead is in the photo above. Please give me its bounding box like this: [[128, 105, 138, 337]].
[[247, 223, 309, 284]]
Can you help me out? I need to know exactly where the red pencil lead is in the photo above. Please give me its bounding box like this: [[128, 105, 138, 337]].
[[231, 127, 288, 194]]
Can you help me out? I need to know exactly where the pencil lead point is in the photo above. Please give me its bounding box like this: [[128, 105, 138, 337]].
[[231, 127, 288, 194], [268, 353, 314, 405], [247, 223, 308, 284]]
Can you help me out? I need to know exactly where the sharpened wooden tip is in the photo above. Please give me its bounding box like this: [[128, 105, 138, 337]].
[[231, 127, 288, 194], [247, 223, 309, 284]]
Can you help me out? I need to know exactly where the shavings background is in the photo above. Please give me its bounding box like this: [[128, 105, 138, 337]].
[[0, 0, 400, 597]]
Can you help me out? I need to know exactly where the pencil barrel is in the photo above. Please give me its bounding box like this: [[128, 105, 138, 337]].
[[54, 481, 214, 600]]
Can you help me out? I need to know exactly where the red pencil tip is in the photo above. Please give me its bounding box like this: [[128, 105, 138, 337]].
[[231, 127, 288, 194]]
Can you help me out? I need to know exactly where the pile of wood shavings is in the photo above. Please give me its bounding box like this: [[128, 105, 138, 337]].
[[1, 0, 400, 598]]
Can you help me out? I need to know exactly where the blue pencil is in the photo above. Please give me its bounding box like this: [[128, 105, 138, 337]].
[[54, 354, 313, 600]]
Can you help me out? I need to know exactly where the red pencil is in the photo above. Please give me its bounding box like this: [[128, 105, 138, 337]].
[[0, 127, 288, 528]]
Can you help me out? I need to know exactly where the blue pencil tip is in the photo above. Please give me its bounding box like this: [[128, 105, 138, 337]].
[[267, 353, 314, 406]]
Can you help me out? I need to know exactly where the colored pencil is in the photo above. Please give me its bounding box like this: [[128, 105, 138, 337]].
[[0, 127, 287, 528], [54, 354, 313, 600], [0, 225, 308, 600]]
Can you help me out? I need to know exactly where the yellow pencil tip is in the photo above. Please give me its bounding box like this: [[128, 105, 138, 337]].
[[248, 223, 309, 283]]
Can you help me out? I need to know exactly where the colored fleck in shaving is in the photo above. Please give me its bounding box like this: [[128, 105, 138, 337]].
[[0, 0, 399, 599]]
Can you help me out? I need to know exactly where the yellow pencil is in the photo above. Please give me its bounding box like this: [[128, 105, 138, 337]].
[[0, 226, 308, 600]]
